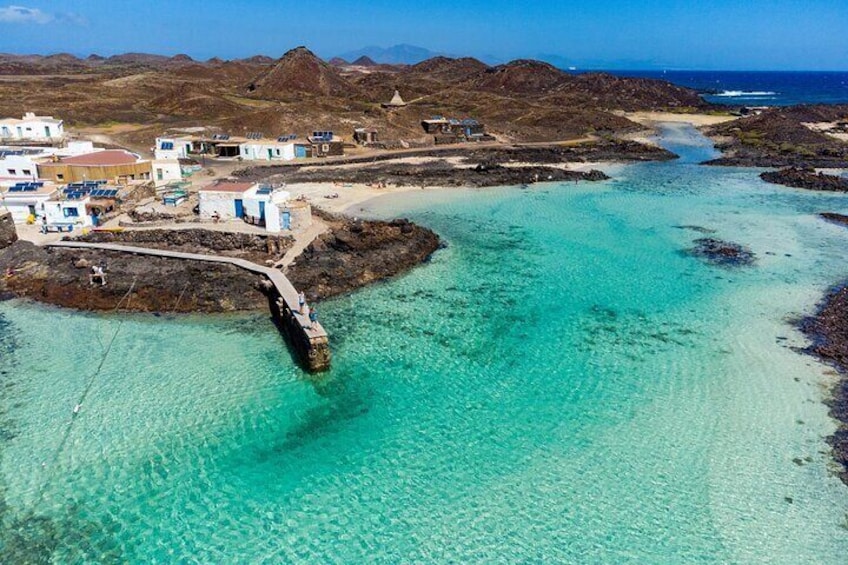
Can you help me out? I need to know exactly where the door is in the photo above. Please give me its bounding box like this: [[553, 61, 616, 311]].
[[268, 148, 273, 160], [282, 210, 291, 230], [234, 199, 244, 218], [259, 201, 266, 222]]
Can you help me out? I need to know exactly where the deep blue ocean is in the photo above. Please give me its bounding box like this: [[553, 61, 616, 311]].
[[601, 70, 848, 106]]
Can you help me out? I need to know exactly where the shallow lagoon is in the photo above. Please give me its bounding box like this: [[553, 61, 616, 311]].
[[1, 126, 847, 562]]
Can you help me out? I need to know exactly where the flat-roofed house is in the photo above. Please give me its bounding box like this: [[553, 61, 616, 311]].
[[38, 149, 152, 184], [0, 112, 64, 142], [197, 180, 256, 221], [154, 137, 193, 160], [0, 182, 58, 223], [308, 131, 344, 158]]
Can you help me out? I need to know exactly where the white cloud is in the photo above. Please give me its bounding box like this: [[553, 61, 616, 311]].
[[0, 5, 53, 24]]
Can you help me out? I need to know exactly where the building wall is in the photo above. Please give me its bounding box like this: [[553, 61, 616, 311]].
[[1, 194, 55, 223], [0, 155, 40, 184], [152, 160, 183, 186], [38, 161, 152, 184], [311, 141, 344, 158], [198, 192, 239, 220], [154, 138, 191, 160], [43, 199, 93, 227], [0, 116, 63, 141], [240, 143, 296, 161]]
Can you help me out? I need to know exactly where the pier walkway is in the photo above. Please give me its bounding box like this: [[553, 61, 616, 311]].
[[46, 240, 331, 370]]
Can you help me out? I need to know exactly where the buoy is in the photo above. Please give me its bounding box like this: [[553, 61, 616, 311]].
[[73, 404, 81, 414]]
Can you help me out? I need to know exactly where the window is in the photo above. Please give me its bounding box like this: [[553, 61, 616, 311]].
[[22, 169, 31, 176], [7, 169, 15, 175], [63, 207, 79, 218], [57, 173, 64, 181], [156, 168, 164, 181], [322, 144, 329, 152]]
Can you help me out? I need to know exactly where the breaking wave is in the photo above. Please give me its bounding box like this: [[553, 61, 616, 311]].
[[714, 90, 777, 97]]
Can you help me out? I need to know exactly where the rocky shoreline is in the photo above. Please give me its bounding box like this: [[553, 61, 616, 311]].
[[234, 141, 676, 187], [760, 168, 848, 192], [263, 160, 610, 188], [703, 105, 848, 168], [800, 284, 848, 486], [0, 220, 441, 313]]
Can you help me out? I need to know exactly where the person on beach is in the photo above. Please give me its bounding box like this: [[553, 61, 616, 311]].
[[89, 264, 106, 286], [298, 291, 306, 313]]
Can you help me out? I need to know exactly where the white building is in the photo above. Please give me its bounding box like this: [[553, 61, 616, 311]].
[[265, 191, 313, 234], [0, 113, 64, 141], [154, 136, 193, 160], [0, 150, 42, 185], [43, 196, 94, 229], [197, 180, 256, 221], [0, 183, 58, 223], [152, 159, 183, 187], [239, 141, 297, 162], [0, 141, 102, 186]]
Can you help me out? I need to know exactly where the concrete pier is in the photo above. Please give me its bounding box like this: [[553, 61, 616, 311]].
[[46, 240, 331, 372]]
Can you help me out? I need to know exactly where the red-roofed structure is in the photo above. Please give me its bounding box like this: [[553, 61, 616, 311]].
[[58, 150, 140, 166], [38, 149, 152, 184]]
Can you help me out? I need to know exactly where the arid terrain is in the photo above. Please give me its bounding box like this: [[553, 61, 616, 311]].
[[0, 47, 712, 153]]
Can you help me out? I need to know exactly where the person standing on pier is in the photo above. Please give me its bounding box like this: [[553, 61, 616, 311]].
[[309, 308, 318, 329], [298, 291, 306, 313]]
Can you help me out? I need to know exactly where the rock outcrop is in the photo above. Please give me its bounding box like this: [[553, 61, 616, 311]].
[[287, 217, 441, 299], [0, 219, 440, 312], [0, 212, 17, 249], [705, 105, 848, 167], [761, 168, 848, 192], [688, 238, 756, 267], [801, 285, 848, 486]]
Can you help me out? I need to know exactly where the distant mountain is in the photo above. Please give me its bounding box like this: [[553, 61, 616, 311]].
[[351, 56, 378, 67], [336, 44, 445, 65]]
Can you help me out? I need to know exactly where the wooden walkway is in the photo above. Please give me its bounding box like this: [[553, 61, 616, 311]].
[[46, 241, 328, 342]]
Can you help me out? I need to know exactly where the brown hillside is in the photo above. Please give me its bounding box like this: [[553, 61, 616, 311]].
[[552, 73, 708, 111], [470, 59, 573, 94], [247, 46, 360, 99]]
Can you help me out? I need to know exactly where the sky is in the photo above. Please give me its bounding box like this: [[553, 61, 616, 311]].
[[0, 0, 846, 70]]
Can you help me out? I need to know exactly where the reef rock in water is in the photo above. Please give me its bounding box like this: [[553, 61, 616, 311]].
[[688, 237, 756, 267]]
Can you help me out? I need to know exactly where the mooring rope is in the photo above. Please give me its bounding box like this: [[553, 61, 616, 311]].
[[35, 277, 137, 502]]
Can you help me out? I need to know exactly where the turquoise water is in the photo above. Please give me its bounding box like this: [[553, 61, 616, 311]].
[[2, 125, 848, 562]]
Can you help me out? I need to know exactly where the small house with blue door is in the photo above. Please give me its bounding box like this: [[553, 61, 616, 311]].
[[242, 184, 278, 226], [198, 180, 257, 221]]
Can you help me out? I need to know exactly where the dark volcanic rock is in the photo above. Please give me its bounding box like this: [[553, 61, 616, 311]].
[[820, 212, 848, 227], [270, 160, 608, 188], [287, 218, 440, 299], [234, 141, 674, 186], [688, 237, 755, 267], [0, 240, 266, 313], [800, 284, 848, 486], [761, 168, 848, 192], [0, 220, 439, 313], [0, 212, 17, 249], [705, 105, 848, 167], [72, 228, 293, 263]]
